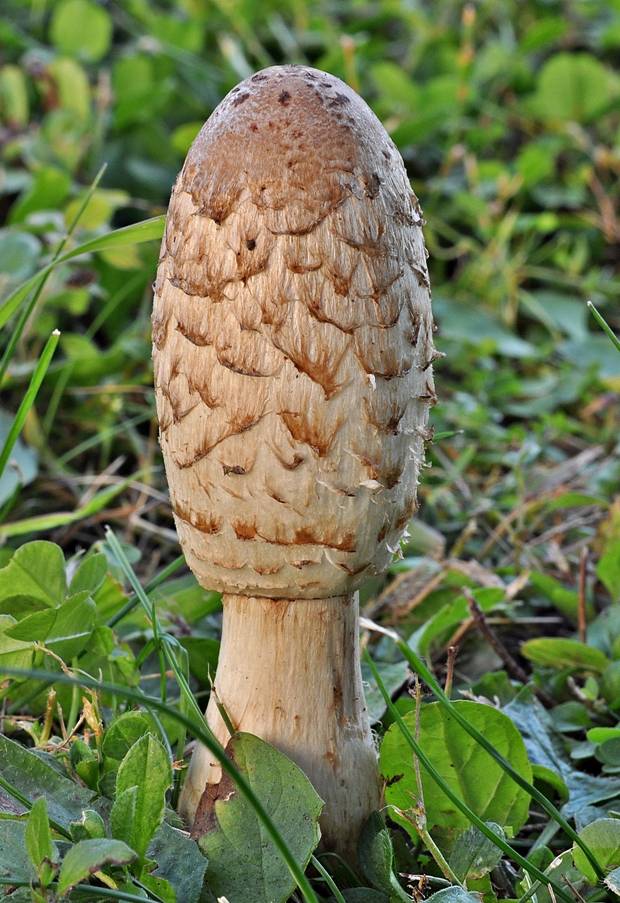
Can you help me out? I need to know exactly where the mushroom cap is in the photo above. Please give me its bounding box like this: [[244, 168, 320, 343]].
[[153, 65, 436, 599]]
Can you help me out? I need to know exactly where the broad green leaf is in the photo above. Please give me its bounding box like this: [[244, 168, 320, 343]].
[[0, 820, 34, 883], [25, 798, 56, 881], [45, 592, 96, 659], [409, 587, 505, 657], [69, 553, 108, 595], [0, 230, 40, 288], [449, 822, 505, 881], [171, 121, 203, 155], [573, 818, 620, 883], [6, 592, 96, 660], [521, 638, 608, 673], [0, 65, 29, 126], [362, 660, 409, 724], [529, 572, 584, 622], [70, 739, 99, 792], [147, 822, 207, 903], [110, 785, 138, 852], [56, 838, 135, 895], [9, 168, 71, 224], [595, 738, 620, 767], [380, 700, 532, 845], [6, 608, 57, 641], [550, 701, 591, 733], [559, 335, 620, 383], [139, 873, 176, 903], [150, 574, 221, 625], [111, 55, 156, 128], [602, 662, 620, 711], [0, 541, 66, 614], [0, 614, 34, 670], [48, 57, 91, 121], [102, 711, 154, 763], [0, 734, 95, 828], [50, 0, 112, 62], [424, 889, 482, 903], [178, 636, 220, 686], [70, 809, 106, 842], [598, 538, 620, 600], [371, 62, 419, 112], [588, 728, 620, 745], [529, 53, 619, 122], [433, 297, 536, 358], [515, 142, 556, 187], [199, 732, 322, 903], [532, 765, 569, 803], [358, 812, 409, 900], [110, 733, 172, 861]]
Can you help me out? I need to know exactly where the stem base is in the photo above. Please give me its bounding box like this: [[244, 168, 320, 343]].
[[179, 592, 380, 860]]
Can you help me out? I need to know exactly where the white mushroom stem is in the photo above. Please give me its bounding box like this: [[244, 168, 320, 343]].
[[179, 592, 380, 858]]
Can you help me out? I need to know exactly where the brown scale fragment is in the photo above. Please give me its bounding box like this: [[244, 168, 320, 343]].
[[279, 408, 344, 457], [173, 505, 222, 535]]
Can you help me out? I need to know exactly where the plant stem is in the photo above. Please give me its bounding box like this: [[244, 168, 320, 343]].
[[0, 330, 60, 480], [410, 674, 463, 887]]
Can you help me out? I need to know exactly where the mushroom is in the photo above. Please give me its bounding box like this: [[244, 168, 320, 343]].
[[152, 65, 436, 859]]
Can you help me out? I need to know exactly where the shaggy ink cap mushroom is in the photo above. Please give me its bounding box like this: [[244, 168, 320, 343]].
[[153, 64, 436, 860]]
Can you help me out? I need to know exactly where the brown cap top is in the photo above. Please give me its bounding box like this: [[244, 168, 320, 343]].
[[181, 65, 399, 236]]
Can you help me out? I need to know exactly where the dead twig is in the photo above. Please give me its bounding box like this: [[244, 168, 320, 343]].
[[444, 644, 458, 698]]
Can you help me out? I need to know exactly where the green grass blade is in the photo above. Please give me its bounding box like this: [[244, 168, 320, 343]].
[[364, 620, 604, 880], [364, 652, 573, 903], [0, 329, 60, 481], [106, 554, 186, 629], [0, 476, 133, 538], [104, 527, 205, 724], [59, 215, 165, 259], [588, 300, 620, 352], [56, 412, 152, 467], [0, 216, 165, 331], [0, 666, 319, 903], [0, 165, 107, 387], [310, 856, 346, 903], [0, 878, 158, 902]]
